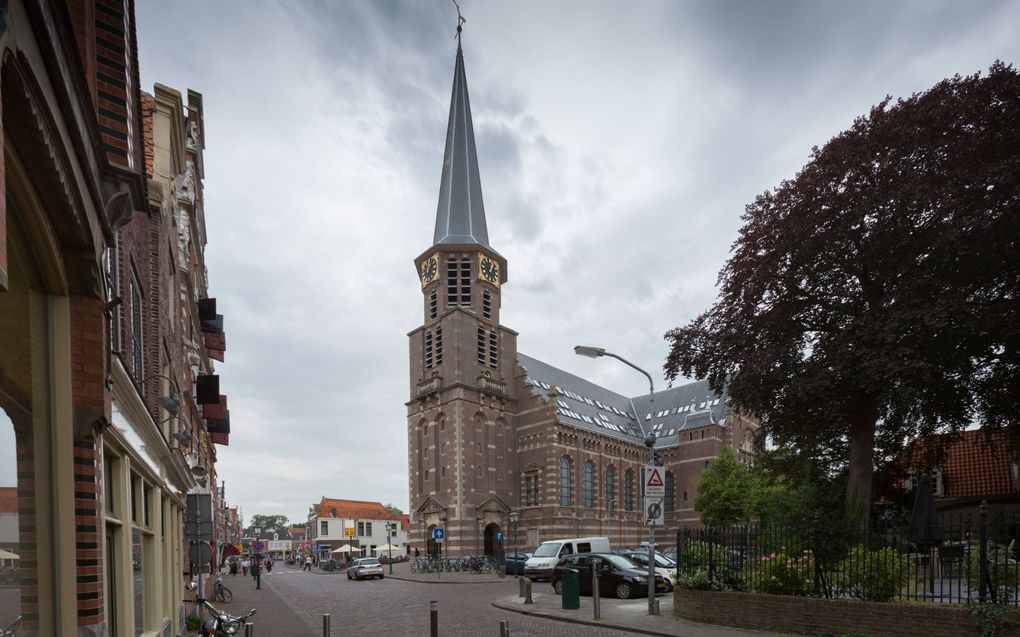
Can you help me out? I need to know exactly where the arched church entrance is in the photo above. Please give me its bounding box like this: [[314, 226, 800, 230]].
[[483, 523, 502, 557]]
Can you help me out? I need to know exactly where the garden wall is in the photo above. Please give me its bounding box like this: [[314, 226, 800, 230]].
[[675, 588, 1020, 637]]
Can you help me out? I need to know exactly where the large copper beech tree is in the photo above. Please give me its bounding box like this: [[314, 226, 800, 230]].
[[664, 63, 1019, 516]]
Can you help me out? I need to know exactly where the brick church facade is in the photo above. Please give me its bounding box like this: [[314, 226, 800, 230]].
[[407, 34, 756, 558]]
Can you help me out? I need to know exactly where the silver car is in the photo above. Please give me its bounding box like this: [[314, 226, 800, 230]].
[[347, 557, 384, 581]]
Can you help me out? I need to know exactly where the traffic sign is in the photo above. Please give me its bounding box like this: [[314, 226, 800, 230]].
[[645, 496, 664, 526], [643, 466, 665, 498], [253, 541, 265, 552], [344, 527, 356, 537], [189, 541, 212, 564], [497, 531, 503, 542], [433, 528, 445, 542]]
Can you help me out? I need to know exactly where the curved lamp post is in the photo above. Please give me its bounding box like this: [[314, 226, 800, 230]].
[[575, 345, 659, 616]]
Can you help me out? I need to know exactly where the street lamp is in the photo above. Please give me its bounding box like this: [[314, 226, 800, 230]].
[[607, 498, 618, 544], [387, 522, 395, 575], [575, 345, 659, 616], [509, 511, 519, 569]]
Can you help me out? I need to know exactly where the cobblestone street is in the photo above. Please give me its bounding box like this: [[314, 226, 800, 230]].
[[223, 564, 660, 636]]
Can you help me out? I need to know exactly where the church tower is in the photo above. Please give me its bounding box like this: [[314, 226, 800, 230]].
[[408, 32, 518, 557]]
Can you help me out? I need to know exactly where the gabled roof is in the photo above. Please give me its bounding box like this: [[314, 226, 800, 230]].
[[908, 429, 1017, 499], [517, 353, 727, 447], [316, 497, 403, 522], [432, 38, 490, 249]]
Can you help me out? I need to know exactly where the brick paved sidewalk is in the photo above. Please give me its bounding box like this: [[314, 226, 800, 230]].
[[492, 587, 787, 637], [210, 570, 320, 636]]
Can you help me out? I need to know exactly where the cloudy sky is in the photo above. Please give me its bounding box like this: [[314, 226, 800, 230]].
[[130, 0, 1020, 525]]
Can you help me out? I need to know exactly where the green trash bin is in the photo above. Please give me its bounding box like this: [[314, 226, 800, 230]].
[[561, 569, 580, 610]]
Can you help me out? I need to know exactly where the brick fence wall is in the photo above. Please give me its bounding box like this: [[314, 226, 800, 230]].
[[675, 588, 1020, 637]]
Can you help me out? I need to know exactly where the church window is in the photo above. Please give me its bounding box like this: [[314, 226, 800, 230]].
[[483, 290, 492, 319], [441, 467, 446, 479], [459, 257, 472, 304], [526, 476, 532, 505], [429, 290, 438, 319], [559, 458, 572, 506], [582, 462, 595, 508], [434, 327, 443, 365], [624, 469, 634, 511], [488, 330, 499, 368], [477, 327, 486, 364], [665, 472, 676, 512], [424, 330, 434, 369], [683, 490, 688, 502], [605, 466, 616, 509]]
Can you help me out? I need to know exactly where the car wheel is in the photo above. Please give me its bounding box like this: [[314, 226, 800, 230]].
[[379, 574, 384, 579], [553, 580, 563, 595], [347, 572, 352, 580], [616, 582, 633, 600]]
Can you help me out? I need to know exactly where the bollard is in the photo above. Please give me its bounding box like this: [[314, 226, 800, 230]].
[[322, 613, 331, 637], [498, 620, 510, 637], [524, 579, 533, 604], [244, 623, 254, 637], [592, 565, 601, 620], [430, 600, 439, 637], [518, 576, 525, 598]]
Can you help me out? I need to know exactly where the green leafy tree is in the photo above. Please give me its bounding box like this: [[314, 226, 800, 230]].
[[665, 63, 1020, 517], [249, 514, 289, 530], [383, 503, 403, 516], [695, 447, 757, 525]]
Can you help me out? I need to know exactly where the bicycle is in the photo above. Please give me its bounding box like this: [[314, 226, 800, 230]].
[[213, 576, 233, 604], [1, 616, 21, 637]]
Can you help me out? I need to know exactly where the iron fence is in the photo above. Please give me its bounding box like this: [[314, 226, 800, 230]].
[[675, 502, 1020, 605]]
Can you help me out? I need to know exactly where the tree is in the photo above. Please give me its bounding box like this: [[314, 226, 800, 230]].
[[249, 514, 289, 530], [666, 63, 1020, 518], [694, 447, 757, 526], [383, 503, 403, 516]]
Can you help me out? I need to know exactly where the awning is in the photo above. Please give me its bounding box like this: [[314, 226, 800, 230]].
[[222, 543, 242, 558]]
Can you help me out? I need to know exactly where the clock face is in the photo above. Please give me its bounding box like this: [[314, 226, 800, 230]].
[[420, 255, 439, 287], [479, 256, 500, 285]]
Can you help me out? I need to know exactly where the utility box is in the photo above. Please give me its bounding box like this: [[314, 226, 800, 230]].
[[184, 493, 213, 542], [560, 570, 580, 610]]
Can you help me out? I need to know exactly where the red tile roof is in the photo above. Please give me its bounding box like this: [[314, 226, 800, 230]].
[[316, 497, 403, 523], [908, 429, 1016, 498], [0, 487, 15, 514]]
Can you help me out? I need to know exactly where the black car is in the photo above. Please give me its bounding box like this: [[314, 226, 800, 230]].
[[505, 551, 532, 576], [550, 553, 669, 600]]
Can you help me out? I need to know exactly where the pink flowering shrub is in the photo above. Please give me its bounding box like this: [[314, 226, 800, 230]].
[[742, 547, 816, 596]]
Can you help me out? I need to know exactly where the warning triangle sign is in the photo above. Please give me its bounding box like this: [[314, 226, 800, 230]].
[[646, 468, 664, 488]]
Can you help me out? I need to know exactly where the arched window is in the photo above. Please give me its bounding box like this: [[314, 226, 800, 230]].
[[605, 466, 616, 509], [559, 458, 571, 506], [665, 471, 676, 512], [624, 469, 634, 511], [582, 461, 595, 508]]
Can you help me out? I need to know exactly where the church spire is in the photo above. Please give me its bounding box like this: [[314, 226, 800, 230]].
[[433, 31, 490, 248]]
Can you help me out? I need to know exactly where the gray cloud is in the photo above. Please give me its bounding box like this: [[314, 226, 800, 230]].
[[135, 0, 1020, 524]]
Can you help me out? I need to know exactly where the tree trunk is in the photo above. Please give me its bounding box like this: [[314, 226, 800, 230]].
[[846, 399, 878, 524]]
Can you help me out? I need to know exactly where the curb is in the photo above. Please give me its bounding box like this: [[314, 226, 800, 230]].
[[491, 600, 676, 637]]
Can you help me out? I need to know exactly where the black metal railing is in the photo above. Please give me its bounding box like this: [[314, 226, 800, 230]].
[[675, 502, 1020, 605]]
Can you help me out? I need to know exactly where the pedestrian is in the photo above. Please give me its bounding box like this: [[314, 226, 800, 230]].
[[229, 559, 238, 576], [303, 555, 312, 572], [414, 547, 420, 558], [265, 557, 273, 573], [241, 557, 249, 577]]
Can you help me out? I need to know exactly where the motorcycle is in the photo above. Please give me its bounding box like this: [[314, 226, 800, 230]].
[[186, 581, 256, 636]]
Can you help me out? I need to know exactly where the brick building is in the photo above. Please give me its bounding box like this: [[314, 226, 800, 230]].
[[406, 35, 757, 557], [0, 2, 230, 635]]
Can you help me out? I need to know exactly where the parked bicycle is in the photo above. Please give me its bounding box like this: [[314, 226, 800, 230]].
[[212, 576, 232, 604], [187, 581, 252, 636], [1, 616, 21, 637]]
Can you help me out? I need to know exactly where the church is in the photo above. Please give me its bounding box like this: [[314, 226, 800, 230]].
[[407, 33, 757, 557]]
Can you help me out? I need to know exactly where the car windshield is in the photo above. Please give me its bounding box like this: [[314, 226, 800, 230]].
[[601, 555, 638, 570], [654, 554, 675, 567], [533, 543, 561, 557]]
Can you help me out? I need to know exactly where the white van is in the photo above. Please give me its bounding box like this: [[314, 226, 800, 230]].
[[524, 537, 611, 581]]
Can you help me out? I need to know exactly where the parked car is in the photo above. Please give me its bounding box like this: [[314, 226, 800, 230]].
[[346, 557, 384, 580], [550, 553, 669, 600], [661, 546, 677, 563], [619, 550, 676, 590], [505, 551, 532, 575]]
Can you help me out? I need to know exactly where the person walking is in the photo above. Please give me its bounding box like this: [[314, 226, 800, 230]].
[[241, 557, 249, 577], [303, 555, 312, 572], [265, 557, 273, 573]]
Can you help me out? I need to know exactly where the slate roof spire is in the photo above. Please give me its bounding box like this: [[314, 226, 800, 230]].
[[433, 29, 490, 248]]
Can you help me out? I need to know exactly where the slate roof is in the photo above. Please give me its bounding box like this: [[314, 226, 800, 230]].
[[433, 38, 490, 249], [517, 353, 727, 447]]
